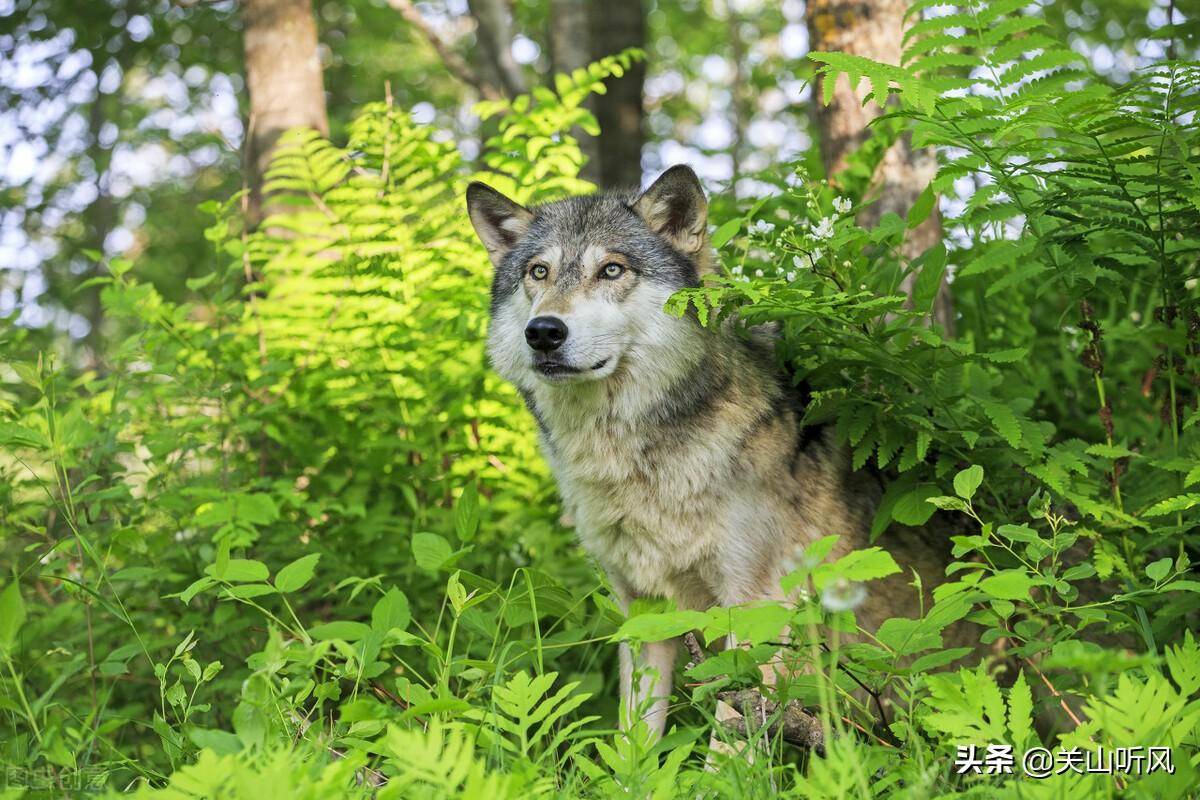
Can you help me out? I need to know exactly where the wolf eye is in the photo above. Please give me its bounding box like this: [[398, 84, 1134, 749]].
[[529, 264, 548, 280], [600, 263, 625, 280]]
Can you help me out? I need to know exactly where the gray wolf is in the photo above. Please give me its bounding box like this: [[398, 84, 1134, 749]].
[[466, 165, 955, 741]]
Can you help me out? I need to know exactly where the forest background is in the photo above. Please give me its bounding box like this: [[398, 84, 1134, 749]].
[[1, 0, 1199, 796]]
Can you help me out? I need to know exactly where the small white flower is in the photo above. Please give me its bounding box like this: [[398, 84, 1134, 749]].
[[1130, 310, 1142, 323], [754, 269, 764, 277], [810, 247, 823, 263], [731, 265, 743, 275], [811, 217, 835, 240], [842, 260, 853, 269], [1186, 277, 1198, 290], [833, 196, 852, 214], [792, 255, 808, 270], [786, 271, 797, 281], [750, 219, 776, 235], [821, 578, 866, 612]]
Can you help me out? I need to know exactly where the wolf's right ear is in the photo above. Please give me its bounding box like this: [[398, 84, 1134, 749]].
[[635, 165, 709, 259], [466, 182, 533, 267]]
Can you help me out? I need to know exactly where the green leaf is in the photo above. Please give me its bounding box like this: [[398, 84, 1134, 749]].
[[0, 582, 27, 652], [979, 570, 1035, 601], [1145, 557, 1172, 583], [1007, 671, 1034, 747], [911, 242, 947, 313], [205, 559, 269, 584], [892, 484, 941, 526], [454, 483, 479, 543], [309, 621, 373, 642], [980, 400, 1022, 448], [186, 726, 243, 755], [711, 217, 743, 248], [1142, 493, 1200, 517], [907, 184, 936, 229], [236, 494, 279, 526], [953, 465, 984, 500], [926, 495, 969, 511], [812, 547, 901, 590], [1085, 443, 1136, 459], [412, 532, 453, 572], [274, 553, 320, 593], [222, 584, 276, 599], [615, 610, 709, 643], [177, 577, 215, 604], [371, 587, 411, 634]]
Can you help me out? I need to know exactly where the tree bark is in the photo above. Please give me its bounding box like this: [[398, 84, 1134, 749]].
[[588, 0, 646, 189], [467, 0, 528, 97], [806, 0, 953, 331], [549, 0, 601, 182], [242, 0, 329, 225]]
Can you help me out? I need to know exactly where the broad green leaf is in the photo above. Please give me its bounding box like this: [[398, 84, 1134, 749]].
[[308, 621, 372, 642], [615, 610, 708, 643], [979, 570, 1035, 600], [812, 547, 900, 590], [1145, 557, 1172, 583], [892, 484, 941, 526], [274, 553, 320, 593], [953, 465, 984, 500], [205, 559, 269, 584], [372, 587, 411, 633], [412, 532, 453, 572]]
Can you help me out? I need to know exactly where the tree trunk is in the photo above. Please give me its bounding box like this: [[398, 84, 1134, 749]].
[[242, 0, 329, 224], [806, 0, 953, 331], [549, 0, 601, 183], [467, 0, 528, 98], [588, 0, 645, 189]]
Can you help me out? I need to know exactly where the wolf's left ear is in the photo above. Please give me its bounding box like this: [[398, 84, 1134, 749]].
[[635, 165, 709, 259], [466, 182, 534, 267]]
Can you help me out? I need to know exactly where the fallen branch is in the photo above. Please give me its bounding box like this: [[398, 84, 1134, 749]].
[[684, 630, 826, 753], [718, 689, 827, 755]]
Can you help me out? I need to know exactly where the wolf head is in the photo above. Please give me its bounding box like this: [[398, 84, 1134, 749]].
[[466, 165, 714, 394]]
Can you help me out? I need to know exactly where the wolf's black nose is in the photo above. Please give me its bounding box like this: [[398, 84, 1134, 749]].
[[525, 316, 568, 352]]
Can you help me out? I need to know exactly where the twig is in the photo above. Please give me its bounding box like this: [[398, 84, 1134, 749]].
[[821, 641, 896, 744], [717, 689, 827, 755], [1024, 657, 1084, 728], [386, 0, 502, 100], [683, 631, 707, 666]]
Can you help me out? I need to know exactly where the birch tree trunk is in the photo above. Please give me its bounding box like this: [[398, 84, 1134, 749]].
[[242, 0, 329, 224], [807, 0, 954, 331]]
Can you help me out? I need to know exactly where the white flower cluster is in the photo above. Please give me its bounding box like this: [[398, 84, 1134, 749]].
[[810, 217, 835, 240], [833, 196, 853, 214], [749, 219, 776, 236]]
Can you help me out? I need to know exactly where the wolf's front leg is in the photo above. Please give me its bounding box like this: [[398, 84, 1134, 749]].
[[618, 638, 678, 741]]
